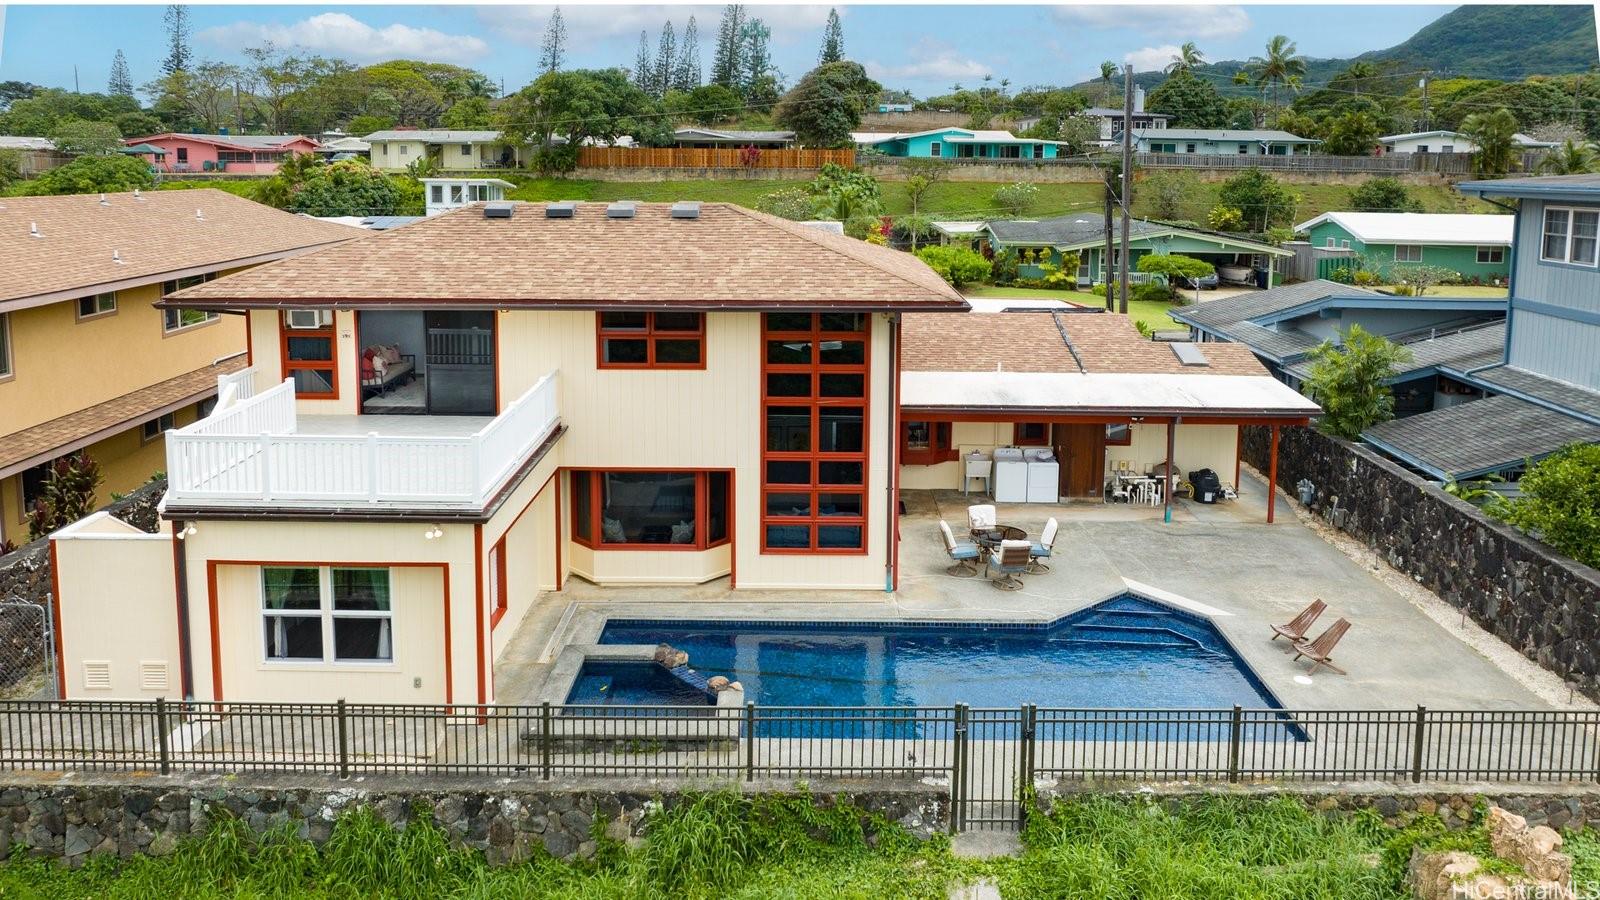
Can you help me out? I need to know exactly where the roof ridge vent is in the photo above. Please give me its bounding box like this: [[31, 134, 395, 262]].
[[606, 200, 638, 219], [484, 200, 514, 219], [671, 200, 701, 219], [545, 200, 576, 219]]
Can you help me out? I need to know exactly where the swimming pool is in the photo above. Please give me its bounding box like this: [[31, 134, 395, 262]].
[[582, 595, 1283, 711]]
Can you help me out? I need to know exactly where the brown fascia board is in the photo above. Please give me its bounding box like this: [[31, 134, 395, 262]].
[[902, 404, 1316, 420], [155, 296, 973, 312]]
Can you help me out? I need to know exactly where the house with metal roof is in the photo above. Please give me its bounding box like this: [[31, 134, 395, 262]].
[[122, 133, 320, 174], [856, 127, 1073, 159], [673, 128, 796, 149], [983, 215, 1293, 287], [1358, 174, 1600, 481], [1377, 130, 1558, 155], [1293, 212, 1514, 284], [1131, 128, 1319, 156], [363, 130, 518, 171]]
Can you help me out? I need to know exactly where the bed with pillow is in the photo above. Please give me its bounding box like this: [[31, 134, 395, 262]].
[[360, 344, 416, 396]]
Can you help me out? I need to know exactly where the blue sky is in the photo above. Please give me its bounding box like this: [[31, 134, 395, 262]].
[[0, 3, 1456, 98]]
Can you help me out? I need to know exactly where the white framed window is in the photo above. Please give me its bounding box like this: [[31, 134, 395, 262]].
[[400, 145, 409, 156], [1340, 240, 1351, 249], [1417, 145, 1430, 153], [450, 184, 465, 203], [0, 312, 12, 380], [1540, 207, 1599, 266], [262, 566, 393, 664], [1476, 246, 1505, 264], [163, 307, 219, 333], [429, 185, 443, 203], [459, 143, 472, 154], [1393, 245, 1423, 262], [141, 412, 176, 443], [1325, 237, 1336, 248], [1441, 144, 1455, 153], [76, 291, 117, 320], [1185, 143, 1196, 154], [929, 142, 941, 157]]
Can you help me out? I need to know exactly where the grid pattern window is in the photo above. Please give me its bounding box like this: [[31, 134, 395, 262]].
[[570, 470, 731, 549], [430, 185, 444, 203], [162, 274, 219, 333], [930, 142, 940, 157], [1393, 245, 1423, 263], [0, 313, 12, 379], [761, 313, 869, 553], [76, 292, 117, 320], [141, 412, 176, 442], [597, 312, 705, 368], [217, 151, 253, 163], [1476, 246, 1505, 264], [262, 566, 392, 664], [281, 311, 338, 398], [1541, 207, 1599, 266]]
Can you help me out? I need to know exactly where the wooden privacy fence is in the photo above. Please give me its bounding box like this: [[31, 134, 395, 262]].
[[577, 146, 855, 169]]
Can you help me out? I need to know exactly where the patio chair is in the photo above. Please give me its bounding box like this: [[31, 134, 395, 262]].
[[1029, 517, 1059, 573], [1107, 477, 1130, 504], [939, 520, 981, 577], [1269, 599, 1326, 643], [986, 539, 1032, 591], [1292, 618, 1351, 676], [968, 504, 997, 532]]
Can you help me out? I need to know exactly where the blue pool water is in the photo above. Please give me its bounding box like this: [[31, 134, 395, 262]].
[[582, 595, 1283, 711]]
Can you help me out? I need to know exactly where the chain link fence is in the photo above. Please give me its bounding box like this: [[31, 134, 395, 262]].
[[0, 600, 54, 700]]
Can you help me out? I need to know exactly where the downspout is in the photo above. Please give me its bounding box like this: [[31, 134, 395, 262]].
[[885, 313, 900, 593], [170, 518, 195, 700]]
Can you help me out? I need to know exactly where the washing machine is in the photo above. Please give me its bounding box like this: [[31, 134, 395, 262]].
[[1024, 447, 1059, 503], [992, 447, 1028, 502]]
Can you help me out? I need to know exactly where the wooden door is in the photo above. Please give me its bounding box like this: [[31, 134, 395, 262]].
[[1054, 424, 1106, 499]]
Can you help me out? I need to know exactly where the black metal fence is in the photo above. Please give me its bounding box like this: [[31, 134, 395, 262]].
[[2, 700, 1596, 832]]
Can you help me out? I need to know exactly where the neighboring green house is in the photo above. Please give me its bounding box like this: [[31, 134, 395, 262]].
[[1293, 212, 1513, 283], [1131, 128, 1318, 156], [983, 215, 1293, 286], [855, 128, 1070, 159]]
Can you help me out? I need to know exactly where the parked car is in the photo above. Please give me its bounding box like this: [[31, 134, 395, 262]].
[[1177, 272, 1220, 290]]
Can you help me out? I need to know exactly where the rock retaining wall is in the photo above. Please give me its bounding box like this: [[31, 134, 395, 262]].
[[0, 772, 948, 866], [1241, 426, 1600, 701]]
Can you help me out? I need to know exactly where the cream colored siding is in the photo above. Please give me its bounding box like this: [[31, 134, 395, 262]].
[[480, 450, 561, 662], [246, 308, 359, 414], [499, 310, 893, 590], [52, 515, 179, 699], [569, 544, 733, 585]]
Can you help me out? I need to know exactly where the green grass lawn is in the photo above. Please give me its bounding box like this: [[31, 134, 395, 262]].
[[1377, 284, 1509, 298], [963, 284, 1186, 331]]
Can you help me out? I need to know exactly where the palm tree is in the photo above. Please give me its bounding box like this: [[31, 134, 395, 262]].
[[1165, 42, 1205, 76], [1245, 35, 1306, 126], [1099, 60, 1117, 106], [1460, 108, 1520, 176], [1340, 61, 1378, 99], [1537, 139, 1600, 175]]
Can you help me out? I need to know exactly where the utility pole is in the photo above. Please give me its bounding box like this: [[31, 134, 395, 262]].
[[1118, 64, 1133, 316], [1419, 76, 1430, 132]]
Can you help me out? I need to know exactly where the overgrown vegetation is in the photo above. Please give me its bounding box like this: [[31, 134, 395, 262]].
[[1301, 325, 1413, 440], [1495, 443, 1600, 568], [915, 245, 990, 288], [26, 452, 102, 540]]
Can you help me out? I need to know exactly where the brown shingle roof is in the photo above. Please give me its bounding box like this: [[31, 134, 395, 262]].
[[0, 356, 246, 478], [0, 189, 359, 308], [166, 202, 968, 310], [902, 310, 1269, 377]]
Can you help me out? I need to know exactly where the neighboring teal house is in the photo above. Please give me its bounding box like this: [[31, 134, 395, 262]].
[[1293, 212, 1513, 283], [983, 215, 1292, 287], [856, 128, 1070, 159], [1131, 128, 1318, 156]]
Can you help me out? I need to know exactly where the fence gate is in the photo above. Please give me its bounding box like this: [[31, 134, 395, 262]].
[[951, 705, 1035, 832], [0, 601, 54, 700]]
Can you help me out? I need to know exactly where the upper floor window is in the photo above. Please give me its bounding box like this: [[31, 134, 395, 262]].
[[162, 274, 220, 333], [1541, 207, 1599, 267], [76, 291, 117, 320], [282, 310, 338, 398], [0, 313, 11, 380], [597, 311, 704, 369], [1476, 246, 1505, 265], [262, 566, 392, 664]]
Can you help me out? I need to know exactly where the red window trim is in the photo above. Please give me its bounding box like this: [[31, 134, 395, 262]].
[[1013, 422, 1050, 446], [488, 539, 508, 629], [569, 468, 733, 551], [596, 311, 706, 370], [280, 312, 339, 400], [760, 313, 871, 554], [1104, 422, 1133, 446], [900, 420, 955, 466]]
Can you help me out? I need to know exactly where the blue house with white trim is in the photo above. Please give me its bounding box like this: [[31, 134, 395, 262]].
[[856, 128, 1070, 159]]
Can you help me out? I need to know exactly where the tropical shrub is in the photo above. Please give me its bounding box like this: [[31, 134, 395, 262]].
[[992, 181, 1039, 216], [1300, 325, 1413, 439], [1496, 443, 1600, 568], [1348, 177, 1425, 213], [1207, 205, 1247, 232], [28, 154, 153, 194], [755, 187, 815, 220], [1217, 168, 1301, 231], [1136, 253, 1215, 284], [915, 245, 991, 288], [1142, 171, 1198, 220], [990, 247, 1019, 284], [1131, 281, 1174, 303], [26, 453, 102, 540]]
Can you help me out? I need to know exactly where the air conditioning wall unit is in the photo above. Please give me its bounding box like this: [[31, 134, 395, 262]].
[[286, 309, 333, 329]]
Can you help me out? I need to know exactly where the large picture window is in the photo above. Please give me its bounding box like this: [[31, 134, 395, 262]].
[[761, 312, 869, 553], [570, 470, 731, 550], [262, 566, 393, 664], [1541, 207, 1599, 266], [282, 310, 338, 398], [597, 311, 705, 368]]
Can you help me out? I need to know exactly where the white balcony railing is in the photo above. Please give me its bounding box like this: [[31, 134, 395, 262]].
[[166, 371, 561, 508]]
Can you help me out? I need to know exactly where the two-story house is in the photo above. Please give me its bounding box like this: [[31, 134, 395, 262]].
[[1361, 175, 1600, 481], [47, 201, 968, 706], [0, 190, 356, 548]]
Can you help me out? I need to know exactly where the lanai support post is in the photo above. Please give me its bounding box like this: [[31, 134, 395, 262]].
[[1235, 424, 1243, 494], [1267, 425, 1280, 524], [1163, 417, 1176, 524]]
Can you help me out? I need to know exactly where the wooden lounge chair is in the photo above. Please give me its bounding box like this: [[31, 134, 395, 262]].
[[1270, 599, 1326, 643], [1292, 618, 1351, 675]]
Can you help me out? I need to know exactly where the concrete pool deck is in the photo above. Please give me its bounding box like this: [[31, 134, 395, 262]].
[[497, 470, 1580, 713]]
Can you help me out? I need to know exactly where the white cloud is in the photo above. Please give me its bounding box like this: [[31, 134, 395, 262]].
[[1051, 5, 1251, 41], [1123, 44, 1182, 73], [864, 38, 990, 85], [199, 13, 490, 64], [475, 5, 834, 48]]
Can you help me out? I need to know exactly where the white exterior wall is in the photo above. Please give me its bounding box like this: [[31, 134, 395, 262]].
[[1383, 135, 1475, 154], [499, 309, 894, 590], [369, 140, 428, 171], [246, 309, 360, 415], [52, 515, 179, 699]]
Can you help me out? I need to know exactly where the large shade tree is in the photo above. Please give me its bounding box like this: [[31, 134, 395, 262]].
[[773, 61, 879, 148]]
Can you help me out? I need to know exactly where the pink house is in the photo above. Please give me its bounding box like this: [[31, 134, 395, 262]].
[[124, 133, 321, 174]]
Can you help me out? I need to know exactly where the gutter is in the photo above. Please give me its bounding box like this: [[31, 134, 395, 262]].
[[154, 298, 974, 313], [170, 520, 195, 700], [885, 313, 899, 593]]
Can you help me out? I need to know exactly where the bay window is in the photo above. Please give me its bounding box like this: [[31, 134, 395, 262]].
[[597, 311, 705, 368], [761, 312, 869, 552], [262, 566, 393, 664], [571, 470, 731, 549]]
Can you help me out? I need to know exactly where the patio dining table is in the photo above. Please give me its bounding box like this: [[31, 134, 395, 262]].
[[1115, 473, 1162, 506], [971, 525, 1027, 548]]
